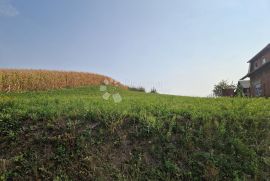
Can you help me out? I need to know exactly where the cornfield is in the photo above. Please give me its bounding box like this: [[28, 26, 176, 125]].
[[0, 69, 124, 92]]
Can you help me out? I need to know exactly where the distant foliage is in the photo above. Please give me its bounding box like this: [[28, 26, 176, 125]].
[[128, 86, 146, 92], [213, 80, 235, 97], [0, 69, 126, 92], [150, 87, 157, 93]]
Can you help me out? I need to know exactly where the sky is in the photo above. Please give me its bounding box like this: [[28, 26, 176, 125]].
[[0, 0, 270, 96]]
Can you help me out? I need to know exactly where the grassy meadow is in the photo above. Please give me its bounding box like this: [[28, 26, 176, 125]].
[[0, 86, 270, 180]]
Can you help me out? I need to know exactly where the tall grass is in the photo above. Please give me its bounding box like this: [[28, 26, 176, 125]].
[[0, 69, 125, 92], [0, 87, 269, 180]]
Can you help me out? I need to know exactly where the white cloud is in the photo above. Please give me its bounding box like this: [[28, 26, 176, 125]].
[[0, 0, 19, 17]]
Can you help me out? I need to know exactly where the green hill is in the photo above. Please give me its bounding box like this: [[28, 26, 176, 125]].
[[0, 86, 269, 180]]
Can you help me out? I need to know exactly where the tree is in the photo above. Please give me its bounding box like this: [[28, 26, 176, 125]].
[[213, 80, 235, 97], [235, 85, 244, 97]]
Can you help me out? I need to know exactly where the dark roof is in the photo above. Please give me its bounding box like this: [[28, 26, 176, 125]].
[[241, 44, 270, 80], [247, 44, 270, 63], [238, 80, 250, 89], [241, 75, 248, 80]]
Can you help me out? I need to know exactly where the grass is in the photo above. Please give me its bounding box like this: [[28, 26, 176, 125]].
[[0, 86, 270, 180]]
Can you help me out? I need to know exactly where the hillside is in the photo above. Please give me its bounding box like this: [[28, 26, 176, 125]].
[[0, 69, 125, 92], [0, 86, 270, 180]]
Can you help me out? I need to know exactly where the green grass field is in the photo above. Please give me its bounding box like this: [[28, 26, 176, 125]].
[[0, 86, 270, 180]]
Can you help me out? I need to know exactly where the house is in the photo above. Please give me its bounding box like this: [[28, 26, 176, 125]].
[[241, 44, 270, 97], [221, 88, 235, 97], [237, 80, 250, 97]]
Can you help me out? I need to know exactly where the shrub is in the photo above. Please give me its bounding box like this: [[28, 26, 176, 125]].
[[150, 87, 157, 93], [128, 86, 146, 92], [213, 80, 235, 97]]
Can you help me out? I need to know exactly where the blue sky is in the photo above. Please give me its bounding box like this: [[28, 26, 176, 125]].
[[0, 0, 269, 96]]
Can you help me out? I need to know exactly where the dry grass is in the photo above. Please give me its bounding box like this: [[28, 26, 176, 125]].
[[0, 69, 125, 92]]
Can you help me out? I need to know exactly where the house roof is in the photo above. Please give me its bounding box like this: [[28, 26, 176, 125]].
[[238, 80, 250, 89], [247, 44, 270, 63], [241, 44, 270, 80]]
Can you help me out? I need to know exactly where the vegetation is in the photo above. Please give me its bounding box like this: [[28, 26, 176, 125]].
[[213, 80, 236, 97], [0, 69, 125, 92], [235, 86, 245, 97], [150, 87, 158, 94], [0, 86, 269, 180], [128, 86, 146, 92]]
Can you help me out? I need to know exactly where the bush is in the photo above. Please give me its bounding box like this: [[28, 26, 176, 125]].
[[128, 86, 146, 92], [150, 87, 157, 93], [213, 80, 235, 97]]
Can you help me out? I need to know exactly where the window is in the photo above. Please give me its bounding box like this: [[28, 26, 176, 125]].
[[262, 58, 266, 64], [255, 83, 262, 96], [254, 62, 258, 69]]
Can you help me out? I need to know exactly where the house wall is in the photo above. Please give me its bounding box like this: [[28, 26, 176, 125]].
[[243, 88, 250, 97], [222, 88, 235, 97], [250, 51, 270, 72], [250, 64, 270, 97]]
